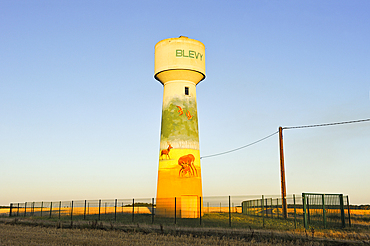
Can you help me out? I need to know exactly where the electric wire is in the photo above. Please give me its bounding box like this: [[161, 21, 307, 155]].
[[200, 117, 370, 160], [282, 118, 370, 130], [200, 131, 278, 159]]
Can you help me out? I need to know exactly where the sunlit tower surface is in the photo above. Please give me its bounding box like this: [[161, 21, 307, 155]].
[[154, 36, 205, 218]]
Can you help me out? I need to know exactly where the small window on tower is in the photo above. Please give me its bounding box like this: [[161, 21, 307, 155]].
[[185, 87, 189, 95]]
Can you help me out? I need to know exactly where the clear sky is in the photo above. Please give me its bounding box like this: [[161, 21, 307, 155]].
[[1, 1, 369, 205]]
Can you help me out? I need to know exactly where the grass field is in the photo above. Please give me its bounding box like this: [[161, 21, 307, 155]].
[[2, 205, 370, 245], [1, 217, 369, 245]]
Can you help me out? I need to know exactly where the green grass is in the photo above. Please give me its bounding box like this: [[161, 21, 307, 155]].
[[10, 210, 368, 234], [48, 212, 303, 231]]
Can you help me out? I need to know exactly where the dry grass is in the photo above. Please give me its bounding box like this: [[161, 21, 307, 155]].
[[0, 218, 368, 245], [0, 223, 324, 246]]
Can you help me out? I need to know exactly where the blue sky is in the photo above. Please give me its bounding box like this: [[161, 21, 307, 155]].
[[1, 0, 369, 205]]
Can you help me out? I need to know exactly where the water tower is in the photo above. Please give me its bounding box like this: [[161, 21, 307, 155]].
[[154, 36, 205, 218]]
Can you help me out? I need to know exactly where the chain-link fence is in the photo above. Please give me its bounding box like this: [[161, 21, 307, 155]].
[[8, 194, 352, 230]]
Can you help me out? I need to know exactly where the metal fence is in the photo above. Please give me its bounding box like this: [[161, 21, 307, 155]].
[[302, 193, 351, 229], [7, 194, 351, 230], [241, 193, 351, 229]]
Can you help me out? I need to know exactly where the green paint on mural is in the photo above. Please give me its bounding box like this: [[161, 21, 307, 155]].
[[161, 97, 199, 144]]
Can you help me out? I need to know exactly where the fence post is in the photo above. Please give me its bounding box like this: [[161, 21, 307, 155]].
[[24, 202, 27, 217], [32, 202, 35, 216], [293, 194, 297, 229], [132, 199, 135, 222], [174, 197, 177, 224], [152, 198, 154, 224], [50, 202, 52, 219], [98, 199, 101, 221], [270, 198, 273, 218], [17, 203, 19, 217], [41, 201, 43, 217], [229, 196, 231, 227], [307, 196, 310, 225], [339, 194, 345, 228], [265, 198, 268, 217], [346, 196, 351, 227], [262, 195, 265, 228], [84, 200, 86, 220], [276, 199, 279, 218], [70, 201, 74, 222], [9, 203, 12, 217], [59, 201, 61, 219], [199, 196, 202, 225], [322, 194, 326, 229], [114, 199, 117, 221], [303, 193, 308, 230]]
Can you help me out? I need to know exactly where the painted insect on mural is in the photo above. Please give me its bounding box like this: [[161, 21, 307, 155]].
[[160, 143, 173, 159], [178, 154, 197, 177]]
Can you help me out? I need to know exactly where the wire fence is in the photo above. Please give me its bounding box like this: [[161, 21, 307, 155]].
[[6, 194, 353, 230], [242, 194, 351, 229], [302, 193, 351, 229]]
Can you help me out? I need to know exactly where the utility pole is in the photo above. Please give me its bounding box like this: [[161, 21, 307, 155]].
[[279, 126, 287, 219]]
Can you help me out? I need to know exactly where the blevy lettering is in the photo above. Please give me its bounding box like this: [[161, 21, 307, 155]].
[[176, 49, 203, 61]]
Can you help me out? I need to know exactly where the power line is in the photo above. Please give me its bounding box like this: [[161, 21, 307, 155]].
[[200, 117, 370, 160], [282, 118, 370, 130], [200, 131, 278, 159]]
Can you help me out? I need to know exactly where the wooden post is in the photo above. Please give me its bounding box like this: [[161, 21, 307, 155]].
[[279, 127, 288, 219]]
